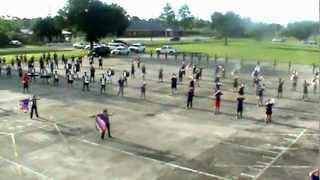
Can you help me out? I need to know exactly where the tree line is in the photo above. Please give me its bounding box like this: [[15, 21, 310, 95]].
[[0, 0, 318, 47]]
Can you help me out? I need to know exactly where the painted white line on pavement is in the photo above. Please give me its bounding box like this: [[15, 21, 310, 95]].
[[0, 132, 10, 136], [241, 173, 256, 178], [0, 155, 53, 180], [253, 129, 306, 180], [222, 141, 279, 154], [214, 164, 311, 169], [9, 133, 21, 175], [76, 137, 230, 180]]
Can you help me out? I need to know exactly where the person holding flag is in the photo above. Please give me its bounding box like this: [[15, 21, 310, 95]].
[[19, 98, 30, 113], [96, 109, 112, 139], [310, 169, 319, 180]]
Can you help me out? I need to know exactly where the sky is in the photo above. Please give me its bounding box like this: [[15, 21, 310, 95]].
[[0, 0, 318, 25]]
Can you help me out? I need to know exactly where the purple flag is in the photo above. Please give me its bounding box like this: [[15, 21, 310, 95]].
[[96, 114, 106, 132], [19, 99, 29, 113]]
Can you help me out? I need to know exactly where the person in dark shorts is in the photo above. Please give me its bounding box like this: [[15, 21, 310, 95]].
[[30, 95, 40, 119], [117, 76, 125, 96], [265, 99, 274, 124], [195, 69, 201, 87], [131, 62, 135, 79], [186, 88, 194, 109], [178, 68, 183, 83], [238, 83, 245, 96], [53, 71, 59, 86], [158, 67, 164, 82], [90, 65, 95, 82], [123, 70, 129, 87], [98, 56, 103, 69], [189, 77, 195, 89], [277, 78, 284, 98], [67, 72, 74, 88], [171, 74, 177, 95], [233, 74, 240, 92], [257, 84, 265, 106], [141, 81, 147, 99], [302, 80, 310, 101], [142, 64, 146, 80], [82, 72, 90, 91], [100, 74, 107, 94], [236, 95, 245, 119], [291, 70, 298, 91]]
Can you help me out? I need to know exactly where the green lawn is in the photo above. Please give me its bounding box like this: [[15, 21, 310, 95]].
[[146, 38, 320, 65], [0, 38, 319, 65], [0, 48, 87, 62]]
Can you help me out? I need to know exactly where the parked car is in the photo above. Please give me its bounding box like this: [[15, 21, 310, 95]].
[[129, 43, 146, 53], [84, 43, 100, 50], [73, 42, 86, 49], [155, 45, 177, 55], [112, 39, 129, 46], [111, 46, 130, 55], [271, 38, 286, 43], [108, 42, 127, 50], [9, 40, 22, 47], [88, 46, 111, 57], [169, 37, 181, 41], [304, 40, 317, 45]]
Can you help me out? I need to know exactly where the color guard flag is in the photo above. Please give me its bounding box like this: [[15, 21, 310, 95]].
[[95, 114, 106, 133], [19, 99, 29, 113]]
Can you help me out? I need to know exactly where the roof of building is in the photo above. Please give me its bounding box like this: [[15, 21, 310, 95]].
[[127, 18, 182, 32]]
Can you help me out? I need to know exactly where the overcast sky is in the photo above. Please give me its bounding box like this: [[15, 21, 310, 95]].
[[0, 0, 318, 25]]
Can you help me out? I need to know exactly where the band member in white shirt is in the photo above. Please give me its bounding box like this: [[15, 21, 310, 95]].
[[107, 68, 112, 84], [53, 71, 59, 86], [100, 73, 107, 94], [82, 72, 90, 91], [67, 71, 74, 88]]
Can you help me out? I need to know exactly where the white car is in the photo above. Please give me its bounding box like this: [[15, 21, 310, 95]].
[[156, 45, 177, 55], [108, 43, 127, 50], [9, 40, 22, 46], [129, 43, 146, 53], [84, 43, 100, 50], [271, 38, 286, 43], [73, 42, 86, 49], [111, 46, 130, 55], [304, 40, 317, 45]]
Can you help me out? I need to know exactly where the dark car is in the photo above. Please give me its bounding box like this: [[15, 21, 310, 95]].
[[169, 37, 181, 41], [112, 39, 129, 46], [88, 46, 111, 57]]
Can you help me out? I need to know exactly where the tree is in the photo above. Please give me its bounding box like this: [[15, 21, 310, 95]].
[[211, 12, 244, 46], [0, 31, 9, 47], [63, 0, 129, 48], [178, 4, 194, 30], [32, 17, 61, 42], [159, 3, 176, 27], [285, 21, 318, 40]]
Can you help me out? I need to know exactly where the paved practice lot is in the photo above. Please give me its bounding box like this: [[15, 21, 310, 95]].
[[0, 55, 319, 180]]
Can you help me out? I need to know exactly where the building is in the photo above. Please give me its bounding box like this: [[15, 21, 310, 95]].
[[124, 18, 183, 38]]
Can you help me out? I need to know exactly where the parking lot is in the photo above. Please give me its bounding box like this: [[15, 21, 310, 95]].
[[0, 55, 319, 180]]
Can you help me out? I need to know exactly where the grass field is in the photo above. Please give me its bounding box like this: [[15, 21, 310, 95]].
[[146, 38, 320, 65], [0, 38, 319, 65], [0, 48, 87, 62]]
